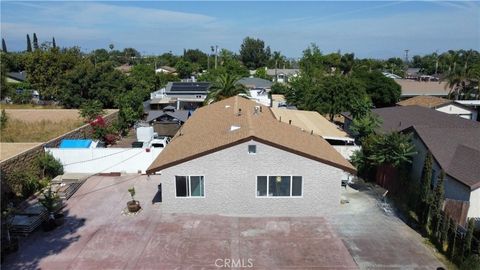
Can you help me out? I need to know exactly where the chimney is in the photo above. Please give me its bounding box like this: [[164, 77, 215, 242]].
[[289, 120, 292, 125]]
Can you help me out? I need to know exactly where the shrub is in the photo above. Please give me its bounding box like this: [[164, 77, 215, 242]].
[[5, 170, 40, 198], [37, 152, 64, 179], [460, 254, 480, 270], [0, 109, 8, 129], [79, 100, 105, 122]]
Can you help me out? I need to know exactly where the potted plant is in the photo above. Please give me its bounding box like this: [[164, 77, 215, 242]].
[[127, 187, 141, 212], [39, 186, 62, 231]]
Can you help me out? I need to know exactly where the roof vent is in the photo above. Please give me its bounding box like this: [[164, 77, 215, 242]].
[[254, 106, 260, 115], [237, 108, 242, 116], [230, 125, 241, 132], [225, 105, 231, 108]]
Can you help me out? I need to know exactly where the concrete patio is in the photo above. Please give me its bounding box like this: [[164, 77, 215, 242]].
[[2, 174, 443, 269]]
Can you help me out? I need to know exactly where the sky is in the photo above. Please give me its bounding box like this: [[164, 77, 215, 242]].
[[1, 1, 479, 59]]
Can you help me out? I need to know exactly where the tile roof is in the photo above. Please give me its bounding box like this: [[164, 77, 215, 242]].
[[394, 79, 451, 97], [373, 106, 480, 190], [396, 96, 451, 108], [270, 108, 350, 140], [147, 96, 356, 174]]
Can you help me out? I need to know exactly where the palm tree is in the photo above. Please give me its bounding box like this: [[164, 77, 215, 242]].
[[204, 73, 249, 104]]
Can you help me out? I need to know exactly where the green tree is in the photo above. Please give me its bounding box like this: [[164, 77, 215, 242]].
[[25, 46, 82, 100], [32, 33, 39, 50], [430, 170, 445, 238], [303, 75, 367, 121], [37, 152, 64, 179], [205, 73, 249, 104], [239, 37, 271, 69], [2, 38, 7, 52], [441, 215, 450, 249], [254, 67, 269, 80], [116, 90, 143, 131], [79, 100, 105, 122], [419, 152, 433, 226], [52, 37, 56, 48], [0, 109, 8, 130], [349, 113, 381, 140], [183, 49, 208, 70], [174, 59, 193, 78], [270, 82, 289, 94], [340, 53, 355, 75], [447, 218, 457, 260], [299, 44, 325, 76], [26, 34, 32, 52], [367, 132, 417, 168], [464, 218, 475, 258], [353, 70, 401, 107]]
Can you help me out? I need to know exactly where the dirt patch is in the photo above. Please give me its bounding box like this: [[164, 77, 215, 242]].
[[0, 143, 42, 161]]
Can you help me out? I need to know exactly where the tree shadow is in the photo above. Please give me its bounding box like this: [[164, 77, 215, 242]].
[[1, 209, 86, 270]]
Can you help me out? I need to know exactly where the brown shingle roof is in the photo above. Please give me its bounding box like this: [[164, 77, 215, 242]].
[[147, 96, 356, 174], [397, 96, 451, 108], [373, 106, 480, 190], [394, 79, 451, 97]]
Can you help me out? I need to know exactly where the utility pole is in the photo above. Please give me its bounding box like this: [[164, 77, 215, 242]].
[[435, 49, 439, 76], [210, 46, 214, 70], [214, 45, 218, 70], [404, 49, 409, 66]]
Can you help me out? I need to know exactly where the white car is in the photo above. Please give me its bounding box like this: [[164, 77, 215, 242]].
[[149, 136, 171, 148]]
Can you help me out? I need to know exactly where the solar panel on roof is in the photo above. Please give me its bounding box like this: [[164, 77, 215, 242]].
[[169, 82, 210, 92]]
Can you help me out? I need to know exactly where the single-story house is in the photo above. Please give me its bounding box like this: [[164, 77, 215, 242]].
[[372, 106, 480, 226], [266, 68, 300, 83], [394, 79, 451, 98], [146, 96, 356, 216], [397, 96, 478, 120], [145, 106, 190, 137], [155, 66, 177, 75], [237, 77, 273, 91]]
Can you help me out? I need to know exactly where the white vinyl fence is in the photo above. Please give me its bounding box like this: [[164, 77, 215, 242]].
[[46, 148, 162, 174]]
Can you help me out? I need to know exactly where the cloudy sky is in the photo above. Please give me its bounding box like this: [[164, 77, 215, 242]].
[[1, 1, 479, 59]]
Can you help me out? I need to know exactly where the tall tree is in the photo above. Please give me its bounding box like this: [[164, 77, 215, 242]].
[[52, 37, 56, 48], [205, 73, 249, 104], [2, 38, 7, 52], [464, 218, 475, 258], [419, 152, 433, 226], [32, 33, 39, 50], [431, 170, 445, 237], [239, 37, 271, 69], [26, 34, 32, 52]]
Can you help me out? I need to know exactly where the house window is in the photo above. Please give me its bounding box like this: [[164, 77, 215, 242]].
[[256, 176, 302, 197], [248, 145, 256, 154], [175, 176, 204, 197]]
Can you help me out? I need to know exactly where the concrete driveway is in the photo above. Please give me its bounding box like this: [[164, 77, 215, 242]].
[[3, 175, 357, 270], [3, 175, 443, 269]]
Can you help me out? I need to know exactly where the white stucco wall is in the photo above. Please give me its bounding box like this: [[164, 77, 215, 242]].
[[47, 148, 162, 174], [151, 140, 345, 216], [468, 188, 480, 219], [436, 104, 477, 120]]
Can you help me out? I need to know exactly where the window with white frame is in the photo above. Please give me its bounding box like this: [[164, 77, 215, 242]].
[[175, 176, 205, 197], [256, 176, 302, 197]]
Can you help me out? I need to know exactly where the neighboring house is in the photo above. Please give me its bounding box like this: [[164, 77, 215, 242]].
[[145, 106, 190, 137], [237, 77, 273, 91], [382, 72, 402, 79], [395, 79, 451, 98], [266, 68, 300, 83], [397, 96, 478, 120], [114, 64, 133, 75], [405, 68, 421, 80], [146, 96, 356, 216], [149, 82, 210, 110], [246, 88, 271, 107], [155, 66, 177, 75], [271, 94, 287, 108], [6, 71, 27, 83], [372, 106, 480, 226]]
